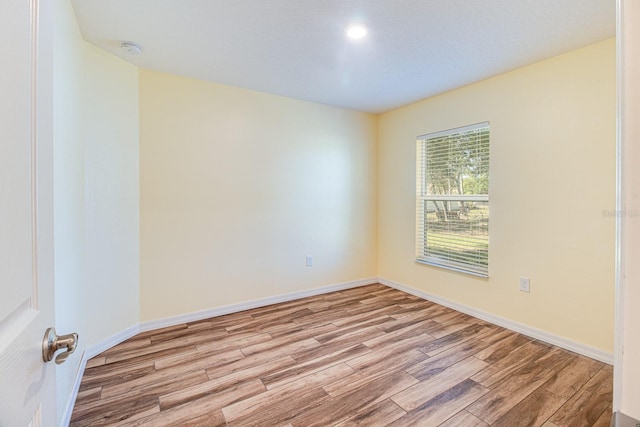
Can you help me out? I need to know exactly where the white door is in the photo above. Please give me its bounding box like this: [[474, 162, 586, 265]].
[[0, 0, 57, 425]]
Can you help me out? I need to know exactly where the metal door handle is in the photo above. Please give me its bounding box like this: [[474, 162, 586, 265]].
[[42, 327, 78, 364]]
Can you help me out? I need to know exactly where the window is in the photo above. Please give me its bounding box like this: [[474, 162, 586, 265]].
[[416, 122, 490, 276]]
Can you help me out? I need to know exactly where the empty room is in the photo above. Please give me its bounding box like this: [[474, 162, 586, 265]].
[[2, 0, 640, 426]]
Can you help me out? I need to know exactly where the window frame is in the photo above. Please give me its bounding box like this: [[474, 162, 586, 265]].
[[415, 122, 490, 277]]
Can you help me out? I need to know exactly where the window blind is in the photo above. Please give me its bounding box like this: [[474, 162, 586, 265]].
[[416, 122, 490, 276]]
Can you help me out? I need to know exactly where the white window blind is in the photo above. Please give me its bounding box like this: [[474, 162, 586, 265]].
[[416, 122, 490, 276]]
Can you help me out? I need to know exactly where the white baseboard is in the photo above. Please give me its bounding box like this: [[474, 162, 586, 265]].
[[59, 324, 141, 427], [59, 351, 87, 427], [59, 277, 378, 426], [60, 275, 610, 427], [139, 277, 378, 333], [379, 277, 613, 365], [85, 324, 142, 359]]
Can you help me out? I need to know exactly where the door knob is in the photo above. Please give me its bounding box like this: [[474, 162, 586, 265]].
[[42, 327, 78, 364]]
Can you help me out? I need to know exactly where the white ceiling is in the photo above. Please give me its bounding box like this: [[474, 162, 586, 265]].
[[71, 0, 615, 114]]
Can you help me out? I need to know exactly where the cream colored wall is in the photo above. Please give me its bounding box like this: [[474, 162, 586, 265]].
[[378, 39, 616, 353], [618, 0, 640, 418], [53, 0, 140, 421], [139, 70, 378, 321]]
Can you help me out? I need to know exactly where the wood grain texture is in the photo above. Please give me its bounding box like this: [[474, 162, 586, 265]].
[[491, 388, 566, 427], [439, 410, 488, 427], [70, 284, 612, 426], [548, 365, 613, 427]]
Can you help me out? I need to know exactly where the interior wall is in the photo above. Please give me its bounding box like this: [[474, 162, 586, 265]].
[[53, 0, 140, 421], [378, 39, 616, 353], [619, 0, 640, 418], [139, 70, 378, 321]]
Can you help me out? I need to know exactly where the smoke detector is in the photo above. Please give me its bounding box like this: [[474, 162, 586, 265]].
[[120, 41, 142, 55]]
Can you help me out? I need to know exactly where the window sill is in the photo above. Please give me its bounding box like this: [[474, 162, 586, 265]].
[[415, 258, 489, 279]]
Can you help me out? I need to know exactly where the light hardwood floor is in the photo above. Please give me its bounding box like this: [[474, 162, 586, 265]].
[[70, 284, 613, 426]]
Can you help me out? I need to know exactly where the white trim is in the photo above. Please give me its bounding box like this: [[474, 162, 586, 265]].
[[59, 278, 376, 426], [415, 258, 489, 278], [420, 195, 489, 202], [417, 121, 489, 140], [58, 275, 613, 426], [84, 324, 141, 359], [379, 277, 614, 365], [613, 0, 624, 412], [139, 277, 377, 333], [59, 351, 87, 427], [59, 324, 140, 427]]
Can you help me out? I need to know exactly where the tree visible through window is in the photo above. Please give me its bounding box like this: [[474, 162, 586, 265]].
[[416, 122, 489, 276]]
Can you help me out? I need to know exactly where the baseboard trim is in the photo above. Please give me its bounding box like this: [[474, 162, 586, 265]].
[[139, 277, 378, 333], [59, 351, 87, 427], [61, 275, 609, 427], [59, 324, 141, 427], [379, 277, 614, 365], [85, 324, 142, 359], [61, 277, 378, 425]]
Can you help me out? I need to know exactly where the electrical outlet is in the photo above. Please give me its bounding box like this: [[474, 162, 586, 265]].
[[306, 255, 313, 267], [519, 277, 530, 293]]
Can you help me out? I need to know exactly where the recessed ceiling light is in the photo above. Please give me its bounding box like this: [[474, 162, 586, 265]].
[[346, 25, 367, 40]]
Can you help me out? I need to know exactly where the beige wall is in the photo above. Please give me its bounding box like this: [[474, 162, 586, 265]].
[[139, 70, 378, 321], [378, 39, 616, 353], [53, 0, 140, 421], [618, 0, 640, 418]]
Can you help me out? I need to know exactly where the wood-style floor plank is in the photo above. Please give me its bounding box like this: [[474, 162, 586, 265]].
[[388, 379, 490, 426], [543, 355, 604, 399], [391, 357, 489, 412], [491, 388, 566, 427], [158, 377, 265, 411], [334, 399, 406, 427], [406, 338, 492, 381], [470, 340, 552, 388], [262, 343, 371, 390], [293, 370, 419, 427], [223, 363, 351, 426], [70, 284, 612, 426], [324, 348, 426, 398], [548, 365, 613, 427], [439, 410, 489, 427], [466, 363, 556, 424]]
